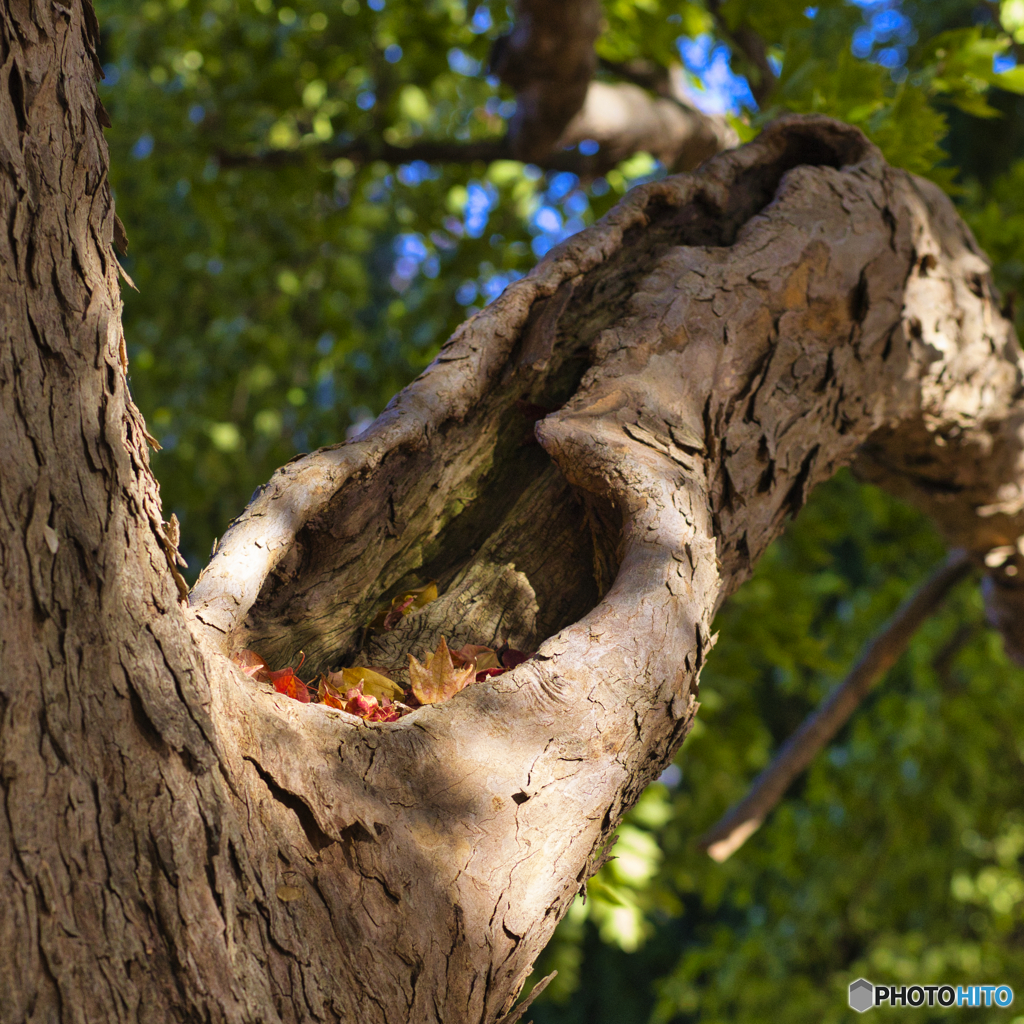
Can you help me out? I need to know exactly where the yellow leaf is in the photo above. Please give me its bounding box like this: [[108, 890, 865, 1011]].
[[410, 581, 438, 609], [321, 666, 405, 702], [408, 637, 476, 705], [343, 666, 405, 702]]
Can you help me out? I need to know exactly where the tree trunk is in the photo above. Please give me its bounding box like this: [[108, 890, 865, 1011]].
[[4, 5, 1024, 1024]]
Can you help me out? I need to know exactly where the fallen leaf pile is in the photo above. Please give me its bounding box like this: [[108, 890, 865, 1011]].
[[230, 581, 531, 723]]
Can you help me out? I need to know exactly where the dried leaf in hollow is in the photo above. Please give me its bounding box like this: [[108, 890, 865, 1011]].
[[348, 666, 406, 702], [475, 667, 506, 682], [323, 666, 405, 702], [370, 581, 439, 631], [318, 670, 405, 721], [232, 650, 311, 703], [451, 644, 500, 672], [267, 668, 311, 703], [230, 649, 269, 678], [345, 693, 401, 722], [500, 648, 532, 670], [320, 687, 347, 711], [408, 636, 476, 705]]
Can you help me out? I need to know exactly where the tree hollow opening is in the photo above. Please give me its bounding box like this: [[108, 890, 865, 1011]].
[[233, 119, 873, 679]]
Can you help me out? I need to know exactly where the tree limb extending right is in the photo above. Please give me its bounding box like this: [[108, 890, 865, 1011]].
[[699, 550, 975, 862]]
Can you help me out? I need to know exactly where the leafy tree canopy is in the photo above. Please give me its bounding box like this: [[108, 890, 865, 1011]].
[[94, 0, 1024, 1019]]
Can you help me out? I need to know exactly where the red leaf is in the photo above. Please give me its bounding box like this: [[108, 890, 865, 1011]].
[[451, 644, 500, 671], [345, 693, 379, 717], [369, 582, 439, 631], [500, 648, 532, 670], [322, 690, 347, 710], [383, 595, 416, 631], [269, 668, 312, 703], [341, 694, 401, 722], [476, 667, 506, 682], [233, 650, 312, 703]]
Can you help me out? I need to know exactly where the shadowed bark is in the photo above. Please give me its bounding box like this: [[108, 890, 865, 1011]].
[[4, 5, 1024, 1024]]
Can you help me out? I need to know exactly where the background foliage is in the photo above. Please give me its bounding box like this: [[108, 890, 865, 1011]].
[[94, 0, 1024, 1019]]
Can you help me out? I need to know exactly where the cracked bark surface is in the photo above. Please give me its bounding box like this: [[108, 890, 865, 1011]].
[[5, 5, 1024, 1024]]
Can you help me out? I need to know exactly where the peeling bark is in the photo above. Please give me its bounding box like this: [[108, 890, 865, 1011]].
[[4, 5, 1024, 1024]]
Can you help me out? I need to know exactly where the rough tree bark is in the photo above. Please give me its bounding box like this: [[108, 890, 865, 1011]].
[[4, 4, 1024, 1024]]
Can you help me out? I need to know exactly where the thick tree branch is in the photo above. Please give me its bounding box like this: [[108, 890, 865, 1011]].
[[218, 83, 736, 178], [557, 79, 738, 174], [490, 0, 736, 168], [185, 114, 1024, 1021], [699, 550, 974, 863], [220, 9, 736, 177], [490, 0, 602, 163]]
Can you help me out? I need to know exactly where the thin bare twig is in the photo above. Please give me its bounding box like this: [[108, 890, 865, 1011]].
[[217, 88, 735, 178], [216, 137, 508, 171], [215, 134, 645, 178], [699, 549, 975, 862]]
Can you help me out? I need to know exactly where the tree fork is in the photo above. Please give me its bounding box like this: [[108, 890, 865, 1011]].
[[4, 5, 1024, 1024]]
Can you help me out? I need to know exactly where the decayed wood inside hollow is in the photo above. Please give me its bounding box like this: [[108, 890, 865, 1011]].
[[360, 461, 605, 680]]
